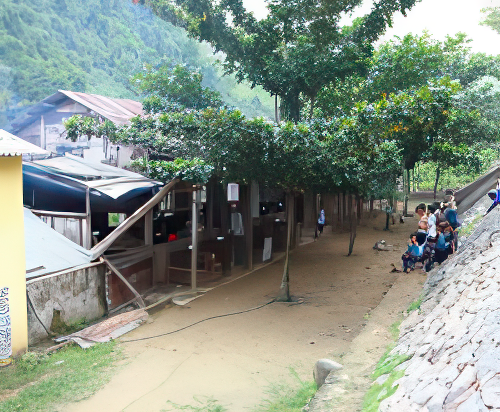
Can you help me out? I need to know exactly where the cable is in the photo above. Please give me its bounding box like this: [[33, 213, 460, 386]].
[[26, 291, 52, 336], [120, 299, 276, 343]]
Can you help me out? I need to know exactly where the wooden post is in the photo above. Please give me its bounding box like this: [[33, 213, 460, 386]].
[[103, 259, 145, 308], [85, 187, 92, 249], [241, 185, 253, 270], [191, 189, 199, 290], [145, 210, 153, 246], [277, 192, 293, 302]]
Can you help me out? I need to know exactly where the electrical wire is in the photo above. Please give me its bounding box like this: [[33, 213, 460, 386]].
[[120, 298, 276, 343], [26, 291, 52, 336]]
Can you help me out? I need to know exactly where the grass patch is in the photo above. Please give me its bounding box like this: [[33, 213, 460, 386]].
[[460, 213, 483, 237], [406, 296, 423, 315], [253, 369, 317, 412], [361, 350, 411, 412], [388, 320, 401, 341], [0, 341, 120, 412], [362, 368, 405, 412], [164, 396, 228, 412]]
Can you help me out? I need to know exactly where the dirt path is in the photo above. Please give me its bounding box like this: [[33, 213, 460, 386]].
[[62, 213, 425, 412]]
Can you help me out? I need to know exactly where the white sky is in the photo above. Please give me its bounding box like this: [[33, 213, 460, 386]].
[[241, 0, 500, 55]]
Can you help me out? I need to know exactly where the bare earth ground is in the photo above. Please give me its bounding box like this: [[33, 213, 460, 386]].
[[62, 213, 425, 412]]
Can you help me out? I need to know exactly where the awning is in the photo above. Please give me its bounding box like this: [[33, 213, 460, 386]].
[[0, 129, 48, 157], [23, 160, 161, 214], [33, 154, 143, 180]]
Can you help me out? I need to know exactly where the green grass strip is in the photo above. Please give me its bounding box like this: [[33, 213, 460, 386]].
[[0, 342, 120, 412], [253, 369, 317, 412]]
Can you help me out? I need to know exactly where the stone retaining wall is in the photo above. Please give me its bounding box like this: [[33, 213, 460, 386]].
[[379, 209, 500, 410]]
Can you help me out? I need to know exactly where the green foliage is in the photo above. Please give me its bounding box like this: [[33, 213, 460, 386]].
[[110, 105, 403, 199], [134, 63, 223, 112], [372, 351, 410, 380], [315, 32, 500, 121], [0, 0, 203, 104], [406, 297, 423, 315], [0, 0, 274, 121], [15, 352, 49, 373], [131, 157, 214, 184], [254, 369, 317, 412], [481, 7, 500, 34], [144, 0, 419, 122], [64, 115, 117, 142], [361, 348, 411, 412], [362, 368, 405, 412], [459, 213, 483, 238], [0, 342, 120, 412]]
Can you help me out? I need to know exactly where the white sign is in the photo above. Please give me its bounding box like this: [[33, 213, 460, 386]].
[[263, 237, 272, 262], [227, 183, 239, 202]]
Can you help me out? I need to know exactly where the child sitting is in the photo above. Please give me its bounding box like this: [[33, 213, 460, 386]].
[[434, 221, 452, 264], [402, 232, 424, 273]]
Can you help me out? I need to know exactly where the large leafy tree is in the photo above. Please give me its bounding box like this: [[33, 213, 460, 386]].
[[314, 32, 500, 120], [133, 63, 224, 112], [139, 0, 419, 122]]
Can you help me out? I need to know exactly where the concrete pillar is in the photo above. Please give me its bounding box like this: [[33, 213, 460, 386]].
[[0, 156, 28, 363]]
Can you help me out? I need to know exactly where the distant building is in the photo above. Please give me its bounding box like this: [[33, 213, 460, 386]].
[[11, 90, 143, 167]]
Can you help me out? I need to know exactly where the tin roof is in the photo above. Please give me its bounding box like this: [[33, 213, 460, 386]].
[[24, 208, 92, 278], [11, 90, 143, 133], [0, 129, 48, 157], [56, 90, 143, 125]]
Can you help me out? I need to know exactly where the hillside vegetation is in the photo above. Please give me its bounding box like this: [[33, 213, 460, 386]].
[[0, 0, 274, 122]]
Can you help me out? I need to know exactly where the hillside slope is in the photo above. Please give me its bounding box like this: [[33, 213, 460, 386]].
[[0, 0, 273, 124]]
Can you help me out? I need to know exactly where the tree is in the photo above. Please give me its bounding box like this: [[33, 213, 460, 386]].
[[481, 7, 500, 34], [140, 0, 419, 122], [133, 63, 224, 112]]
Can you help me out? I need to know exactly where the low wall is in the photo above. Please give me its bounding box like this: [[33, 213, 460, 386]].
[[26, 262, 107, 344]]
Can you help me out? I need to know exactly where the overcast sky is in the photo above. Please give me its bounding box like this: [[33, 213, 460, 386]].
[[241, 0, 500, 55]]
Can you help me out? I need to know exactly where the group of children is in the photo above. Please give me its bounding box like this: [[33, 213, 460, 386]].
[[401, 195, 460, 273]]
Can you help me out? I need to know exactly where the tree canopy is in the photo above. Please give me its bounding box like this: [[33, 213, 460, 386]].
[[140, 0, 419, 122]]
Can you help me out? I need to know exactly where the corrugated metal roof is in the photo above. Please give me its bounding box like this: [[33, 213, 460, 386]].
[[0, 129, 48, 157], [58, 90, 143, 125], [24, 208, 92, 279]]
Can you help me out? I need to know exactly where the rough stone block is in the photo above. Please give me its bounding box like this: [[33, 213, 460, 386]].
[[313, 359, 343, 389], [480, 374, 500, 408]]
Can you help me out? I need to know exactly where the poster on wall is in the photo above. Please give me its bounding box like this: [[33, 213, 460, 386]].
[[0, 287, 12, 367], [263, 237, 272, 262]]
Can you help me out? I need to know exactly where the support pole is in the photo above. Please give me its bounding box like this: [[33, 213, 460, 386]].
[[103, 259, 145, 308], [85, 187, 92, 249], [191, 188, 199, 290]]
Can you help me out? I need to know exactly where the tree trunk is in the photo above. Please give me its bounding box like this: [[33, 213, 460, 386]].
[[281, 89, 301, 123], [348, 195, 357, 256], [416, 163, 420, 191], [309, 96, 315, 120], [276, 192, 293, 302], [275, 94, 279, 124], [433, 166, 441, 200]]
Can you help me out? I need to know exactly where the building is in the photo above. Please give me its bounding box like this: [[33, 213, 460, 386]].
[[10, 90, 142, 166]]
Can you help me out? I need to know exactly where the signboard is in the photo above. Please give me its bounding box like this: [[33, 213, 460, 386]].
[[263, 237, 272, 262]]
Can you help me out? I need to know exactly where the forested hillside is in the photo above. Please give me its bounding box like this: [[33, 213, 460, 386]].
[[0, 0, 274, 124]]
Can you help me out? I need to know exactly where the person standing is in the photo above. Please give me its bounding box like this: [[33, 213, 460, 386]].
[[317, 209, 326, 235], [485, 178, 500, 216]]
